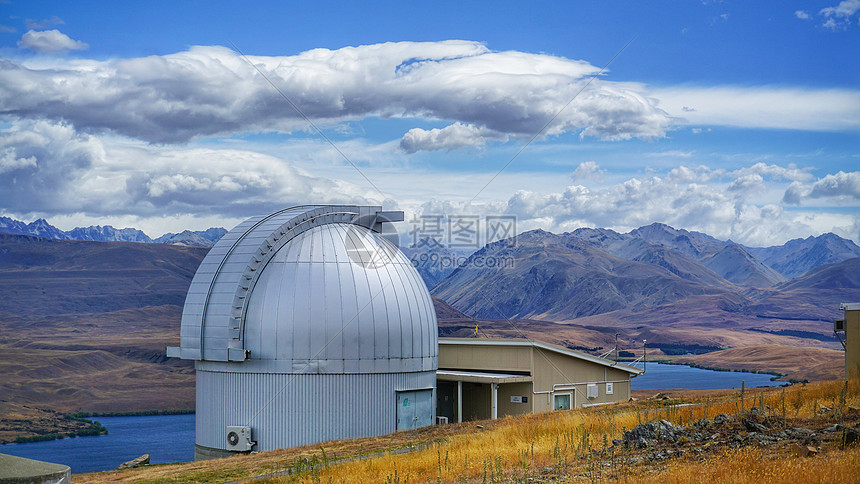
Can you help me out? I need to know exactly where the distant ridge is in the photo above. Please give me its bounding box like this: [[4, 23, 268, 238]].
[[0, 216, 225, 247], [745, 233, 860, 279]]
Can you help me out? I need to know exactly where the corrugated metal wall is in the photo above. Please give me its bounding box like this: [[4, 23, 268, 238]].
[[196, 368, 436, 451]]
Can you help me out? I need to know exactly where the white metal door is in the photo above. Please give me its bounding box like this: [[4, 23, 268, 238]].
[[396, 389, 433, 431]]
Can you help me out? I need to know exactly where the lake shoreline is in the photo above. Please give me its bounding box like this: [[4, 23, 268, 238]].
[[0, 406, 194, 445]]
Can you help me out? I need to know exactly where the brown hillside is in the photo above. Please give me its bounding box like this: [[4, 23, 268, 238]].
[[671, 344, 845, 381]]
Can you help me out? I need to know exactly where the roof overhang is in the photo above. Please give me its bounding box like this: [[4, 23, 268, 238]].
[[437, 369, 533, 384], [439, 338, 645, 376]]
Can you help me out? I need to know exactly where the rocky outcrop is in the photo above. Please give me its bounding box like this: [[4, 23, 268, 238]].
[[117, 454, 150, 469]]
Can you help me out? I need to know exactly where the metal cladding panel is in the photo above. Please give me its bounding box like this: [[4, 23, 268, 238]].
[[179, 206, 333, 360], [226, 223, 438, 373], [195, 368, 436, 451], [178, 205, 438, 368]]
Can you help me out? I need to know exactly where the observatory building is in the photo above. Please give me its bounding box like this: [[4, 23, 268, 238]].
[[168, 205, 438, 459]]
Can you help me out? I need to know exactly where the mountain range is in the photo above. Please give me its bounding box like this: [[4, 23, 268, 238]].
[[0, 216, 226, 247], [0, 216, 857, 418], [430, 222, 860, 354]]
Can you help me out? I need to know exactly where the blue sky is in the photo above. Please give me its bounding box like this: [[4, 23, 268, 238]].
[[0, 1, 857, 245]]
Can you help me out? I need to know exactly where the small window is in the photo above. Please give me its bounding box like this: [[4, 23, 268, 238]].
[[606, 382, 614, 395], [587, 383, 598, 399], [553, 393, 571, 410]]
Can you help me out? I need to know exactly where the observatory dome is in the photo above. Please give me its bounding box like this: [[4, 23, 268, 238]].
[[169, 205, 438, 458]]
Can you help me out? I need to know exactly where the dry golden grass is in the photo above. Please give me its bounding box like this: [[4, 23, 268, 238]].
[[629, 445, 860, 484], [272, 378, 860, 483], [76, 377, 860, 483]]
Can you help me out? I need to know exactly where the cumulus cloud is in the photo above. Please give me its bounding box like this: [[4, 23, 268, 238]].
[[727, 173, 763, 193], [731, 162, 814, 182], [0, 120, 374, 218], [0, 147, 37, 173], [570, 161, 606, 183], [795, 10, 810, 19], [651, 86, 860, 131], [783, 171, 860, 204], [820, 0, 860, 29], [0, 41, 671, 144], [399, 122, 505, 153], [17, 29, 88, 54], [496, 166, 859, 246]]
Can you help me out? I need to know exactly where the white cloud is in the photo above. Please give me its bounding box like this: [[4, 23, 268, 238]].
[[399, 122, 506, 153], [0, 24, 15, 33], [651, 86, 860, 131], [819, 0, 860, 29], [0, 120, 375, 218], [731, 162, 814, 182], [490, 164, 859, 246], [0, 147, 37, 173], [0, 41, 671, 144], [570, 161, 606, 183], [17, 29, 88, 54], [727, 173, 763, 193], [795, 10, 810, 20], [783, 171, 860, 204]]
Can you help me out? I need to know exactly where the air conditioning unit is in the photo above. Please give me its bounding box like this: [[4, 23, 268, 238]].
[[435, 416, 448, 425], [835, 319, 846, 332], [587, 383, 598, 399], [226, 426, 254, 452]]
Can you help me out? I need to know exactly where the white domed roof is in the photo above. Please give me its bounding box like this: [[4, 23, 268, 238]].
[[170, 205, 437, 374]]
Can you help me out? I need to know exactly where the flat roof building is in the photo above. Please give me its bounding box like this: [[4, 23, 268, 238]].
[[836, 303, 860, 378], [436, 338, 643, 422]]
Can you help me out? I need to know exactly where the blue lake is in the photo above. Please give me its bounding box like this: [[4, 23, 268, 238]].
[[1, 364, 784, 473], [0, 413, 195, 474], [630, 362, 783, 390]]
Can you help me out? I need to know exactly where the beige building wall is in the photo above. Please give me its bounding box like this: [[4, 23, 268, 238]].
[[461, 382, 491, 421], [438, 344, 532, 373], [438, 339, 639, 418], [532, 349, 632, 409], [846, 307, 860, 378], [497, 382, 534, 417]]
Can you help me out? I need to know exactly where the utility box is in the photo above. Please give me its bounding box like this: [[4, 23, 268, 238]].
[[841, 303, 860, 378], [225, 426, 254, 452]]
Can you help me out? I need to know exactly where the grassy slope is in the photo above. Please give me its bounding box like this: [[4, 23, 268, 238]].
[[77, 378, 860, 483]]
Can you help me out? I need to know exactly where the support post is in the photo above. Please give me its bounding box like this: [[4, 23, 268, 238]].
[[491, 383, 498, 420], [457, 381, 463, 423]]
